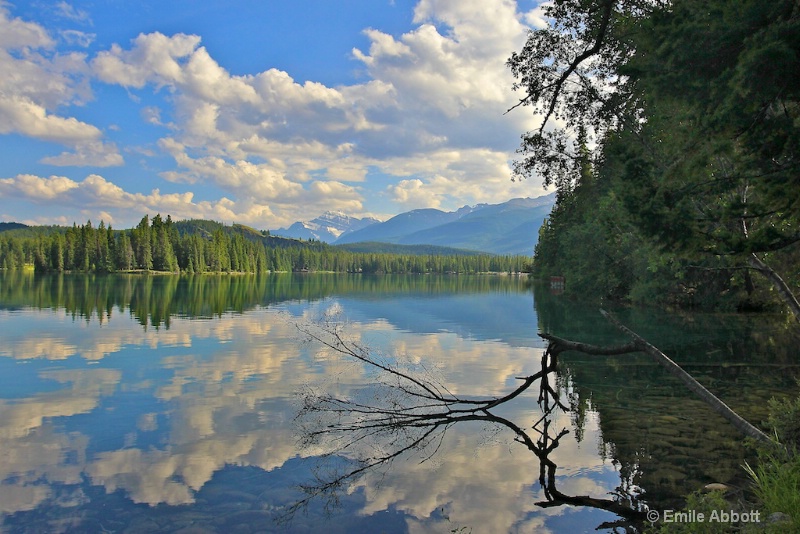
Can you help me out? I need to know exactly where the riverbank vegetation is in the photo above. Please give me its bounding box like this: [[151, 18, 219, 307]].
[[513, 0, 799, 314], [745, 392, 800, 525], [0, 214, 530, 275]]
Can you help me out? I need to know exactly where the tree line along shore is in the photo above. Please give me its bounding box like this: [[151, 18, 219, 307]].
[[0, 214, 531, 275]]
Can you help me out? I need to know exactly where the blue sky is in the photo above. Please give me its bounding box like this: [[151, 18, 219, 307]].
[[0, 0, 548, 229]]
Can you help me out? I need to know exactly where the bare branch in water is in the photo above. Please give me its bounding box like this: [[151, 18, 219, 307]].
[[280, 313, 647, 525]]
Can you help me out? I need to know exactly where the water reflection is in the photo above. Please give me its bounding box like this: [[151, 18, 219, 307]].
[[0, 272, 797, 533], [533, 285, 800, 512], [7, 273, 597, 533], [0, 271, 526, 328], [292, 316, 647, 531]]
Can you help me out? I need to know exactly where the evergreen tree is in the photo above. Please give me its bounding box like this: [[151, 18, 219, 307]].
[[117, 231, 134, 271], [50, 234, 65, 272], [132, 215, 153, 270]]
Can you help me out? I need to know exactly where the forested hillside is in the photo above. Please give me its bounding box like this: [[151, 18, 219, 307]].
[[0, 215, 529, 275], [513, 0, 799, 312]]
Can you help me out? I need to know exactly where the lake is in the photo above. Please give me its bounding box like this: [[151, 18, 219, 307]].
[[1, 272, 798, 533]]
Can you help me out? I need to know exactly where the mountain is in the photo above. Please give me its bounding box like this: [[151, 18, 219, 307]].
[[272, 211, 380, 242], [336, 194, 556, 255], [0, 222, 28, 233], [334, 208, 460, 245]]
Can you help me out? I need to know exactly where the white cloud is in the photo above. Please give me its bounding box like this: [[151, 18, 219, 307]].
[[384, 148, 542, 209], [0, 172, 365, 229], [0, 5, 53, 49], [356, 0, 530, 119], [0, 5, 123, 166], [54, 1, 92, 24], [82, 1, 542, 217], [0, 173, 194, 224], [0, 9, 98, 143], [157, 138, 304, 201], [40, 140, 124, 167], [389, 178, 440, 209], [60, 29, 95, 47], [183, 46, 259, 104], [522, 2, 551, 29], [413, 0, 525, 57], [92, 32, 201, 89], [141, 106, 166, 126], [0, 173, 79, 199], [0, 95, 100, 142]]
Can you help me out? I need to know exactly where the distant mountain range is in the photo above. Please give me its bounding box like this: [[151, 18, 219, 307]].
[[272, 193, 556, 255], [272, 211, 381, 242], [2, 194, 556, 256]]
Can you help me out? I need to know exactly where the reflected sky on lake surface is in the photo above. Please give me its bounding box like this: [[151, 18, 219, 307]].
[[1, 273, 796, 533]]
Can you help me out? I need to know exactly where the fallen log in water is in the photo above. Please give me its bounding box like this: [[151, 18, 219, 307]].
[[540, 309, 771, 443]]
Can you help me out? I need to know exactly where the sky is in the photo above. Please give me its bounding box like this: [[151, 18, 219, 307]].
[[0, 0, 549, 230]]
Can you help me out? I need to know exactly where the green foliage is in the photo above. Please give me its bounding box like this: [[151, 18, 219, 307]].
[[0, 223, 66, 238], [507, 0, 647, 189], [765, 388, 800, 451], [744, 448, 800, 528], [520, 0, 800, 310], [616, 0, 800, 256], [742, 387, 800, 529], [0, 222, 27, 233]]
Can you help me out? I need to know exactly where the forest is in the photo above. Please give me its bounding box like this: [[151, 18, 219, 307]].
[[0, 214, 530, 275], [514, 0, 799, 313]]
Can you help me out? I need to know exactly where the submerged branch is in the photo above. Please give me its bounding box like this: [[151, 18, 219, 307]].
[[539, 333, 639, 356], [541, 310, 771, 443]]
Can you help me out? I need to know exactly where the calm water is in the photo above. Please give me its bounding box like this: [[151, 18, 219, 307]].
[[0, 272, 798, 533]]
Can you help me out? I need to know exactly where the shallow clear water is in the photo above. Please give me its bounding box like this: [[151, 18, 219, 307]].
[[0, 272, 797, 533]]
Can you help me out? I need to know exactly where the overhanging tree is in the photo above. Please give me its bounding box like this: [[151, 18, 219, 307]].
[[511, 0, 800, 318], [617, 0, 800, 317]]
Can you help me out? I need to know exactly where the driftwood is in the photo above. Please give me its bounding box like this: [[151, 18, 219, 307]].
[[541, 309, 771, 443]]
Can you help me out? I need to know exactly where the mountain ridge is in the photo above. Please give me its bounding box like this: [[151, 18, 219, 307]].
[[335, 194, 556, 255]]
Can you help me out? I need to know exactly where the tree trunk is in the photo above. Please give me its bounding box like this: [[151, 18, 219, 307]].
[[599, 310, 771, 443], [748, 253, 800, 323], [542, 311, 771, 443]]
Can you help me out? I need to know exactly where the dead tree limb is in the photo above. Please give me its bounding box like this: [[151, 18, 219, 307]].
[[540, 310, 771, 444], [539, 333, 639, 356], [748, 253, 800, 323]]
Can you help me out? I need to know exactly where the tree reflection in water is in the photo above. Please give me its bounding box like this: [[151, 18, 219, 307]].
[[290, 313, 648, 530]]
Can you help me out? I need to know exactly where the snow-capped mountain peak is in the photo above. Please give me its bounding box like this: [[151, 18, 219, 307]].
[[271, 211, 381, 242]]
